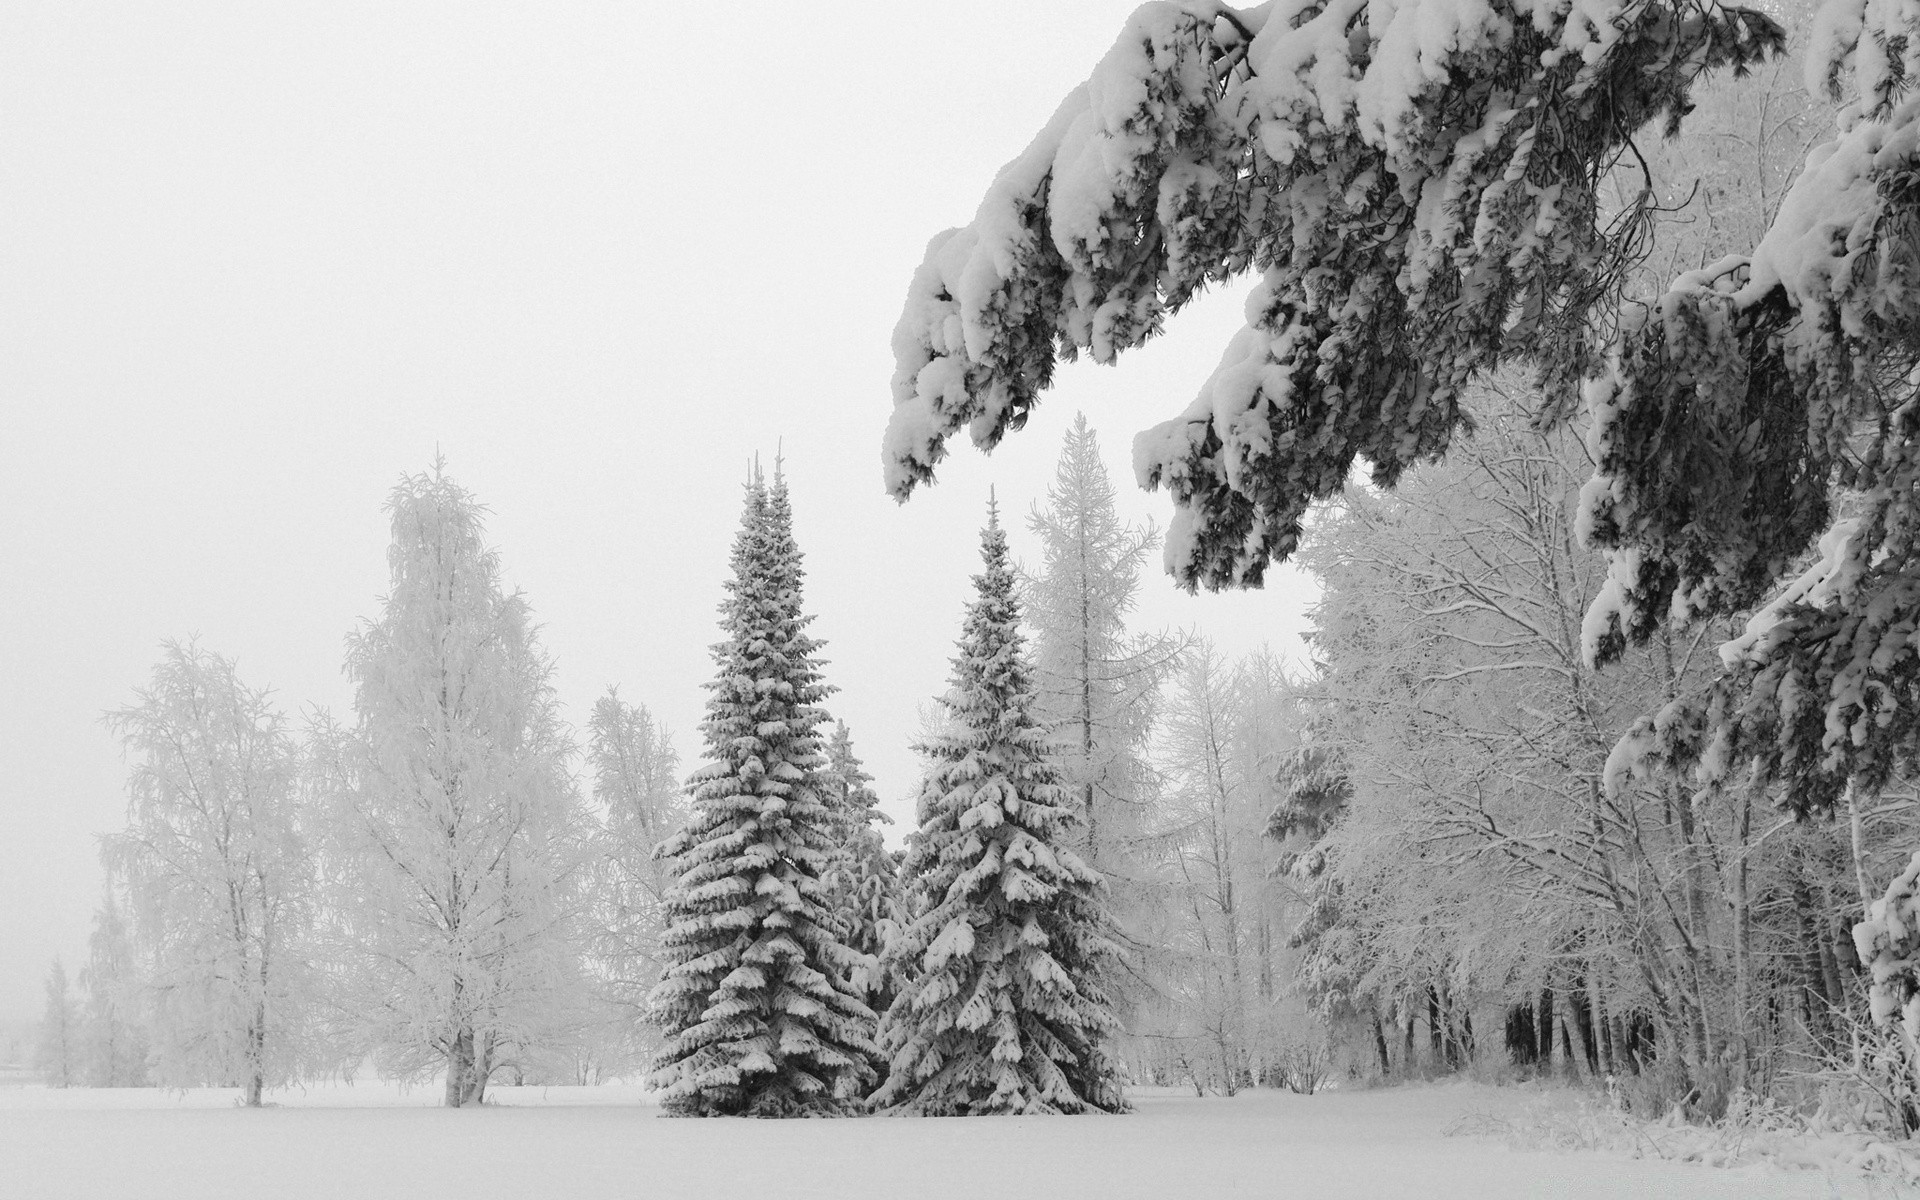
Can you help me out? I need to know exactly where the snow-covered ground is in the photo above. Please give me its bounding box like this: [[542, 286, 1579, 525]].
[[0, 1080, 1875, 1199]]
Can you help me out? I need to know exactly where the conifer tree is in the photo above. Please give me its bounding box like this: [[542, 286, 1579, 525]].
[[646, 466, 877, 1116], [876, 500, 1128, 1115], [1024, 414, 1183, 877], [820, 721, 904, 1018]]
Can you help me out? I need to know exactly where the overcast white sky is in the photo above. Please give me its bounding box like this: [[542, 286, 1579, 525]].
[[0, 1, 1316, 1022]]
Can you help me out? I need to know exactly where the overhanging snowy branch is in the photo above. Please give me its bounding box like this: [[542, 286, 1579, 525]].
[[886, 0, 1783, 590]]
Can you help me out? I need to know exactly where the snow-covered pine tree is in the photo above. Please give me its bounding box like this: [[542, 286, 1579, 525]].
[[335, 463, 591, 1107], [820, 721, 905, 1018], [104, 641, 310, 1106], [646, 465, 877, 1117], [1265, 741, 1383, 1073], [875, 500, 1128, 1116], [884, 0, 1782, 591], [33, 959, 79, 1089]]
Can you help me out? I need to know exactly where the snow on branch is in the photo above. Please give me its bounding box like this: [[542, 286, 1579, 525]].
[[886, 0, 1783, 589], [1577, 1, 1920, 816], [1855, 849, 1920, 1064], [1579, 96, 1920, 668]]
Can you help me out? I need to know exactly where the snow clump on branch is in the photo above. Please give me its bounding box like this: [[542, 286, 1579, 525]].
[[885, 0, 1782, 590]]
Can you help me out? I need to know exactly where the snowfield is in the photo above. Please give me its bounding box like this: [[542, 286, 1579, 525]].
[[0, 1081, 1861, 1199]]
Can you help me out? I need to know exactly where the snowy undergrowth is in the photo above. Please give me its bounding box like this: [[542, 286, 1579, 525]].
[[1448, 1082, 1920, 1195]]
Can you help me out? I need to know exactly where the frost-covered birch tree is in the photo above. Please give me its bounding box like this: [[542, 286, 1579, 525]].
[[876, 502, 1128, 1115], [334, 465, 590, 1107], [581, 687, 682, 1077], [1142, 641, 1283, 1093], [646, 467, 877, 1116], [80, 888, 150, 1087], [104, 642, 310, 1105]]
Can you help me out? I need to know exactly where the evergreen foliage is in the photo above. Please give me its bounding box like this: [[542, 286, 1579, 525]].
[[820, 722, 906, 1018], [884, 0, 1783, 591], [876, 502, 1128, 1115], [1557, 0, 1920, 823], [646, 467, 878, 1117], [1266, 742, 1362, 1026]]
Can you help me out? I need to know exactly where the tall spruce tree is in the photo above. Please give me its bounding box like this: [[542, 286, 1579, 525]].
[[646, 465, 877, 1116], [876, 500, 1127, 1115]]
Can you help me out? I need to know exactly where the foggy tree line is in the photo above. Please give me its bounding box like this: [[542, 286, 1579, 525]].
[[48, 389, 1920, 1118], [34, 418, 1303, 1112]]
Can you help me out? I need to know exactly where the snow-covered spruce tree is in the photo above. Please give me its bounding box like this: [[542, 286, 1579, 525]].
[[646, 467, 877, 1117], [81, 886, 150, 1087], [335, 464, 591, 1107], [33, 960, 79, 1089], [1265, 741, 1388, 1076], [820, 721, 905, 1018], [884, 0, 1782, 591], [581, 687, 683, 1079], [875, 502, 1127, 1115], [104, 642, 310, 1106], [1024, 413, 1183, 874]]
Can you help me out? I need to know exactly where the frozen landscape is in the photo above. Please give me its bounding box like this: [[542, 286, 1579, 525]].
[[0, 1082, 1870, 1200], [16, 0, 1920, 1195]]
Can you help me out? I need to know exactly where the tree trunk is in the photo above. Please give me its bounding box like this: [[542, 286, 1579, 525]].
[[1559, 1008, 1580, 1080], [445, 1026, 481, 1108], [1427, 985, 1442, 1069], [1563, 994, 1590, 1081], [1506, 1003, 1537, 1068]]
